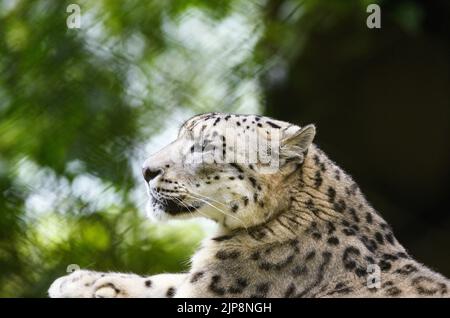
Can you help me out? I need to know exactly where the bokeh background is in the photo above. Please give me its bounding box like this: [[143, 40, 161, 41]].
[[0, 0, 449, 297]]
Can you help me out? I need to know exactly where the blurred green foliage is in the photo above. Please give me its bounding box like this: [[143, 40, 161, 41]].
[[0, 0, 449, 297], [0, 0, 255, 297]]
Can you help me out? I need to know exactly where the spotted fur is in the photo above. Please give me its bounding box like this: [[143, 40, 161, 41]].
[[49, 113, 449, 298]]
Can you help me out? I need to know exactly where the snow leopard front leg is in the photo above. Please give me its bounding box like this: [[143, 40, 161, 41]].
[[48, 270, 188, 298]]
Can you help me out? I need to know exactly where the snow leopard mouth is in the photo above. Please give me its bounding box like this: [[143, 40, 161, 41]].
[[156, 197, 203, 215]]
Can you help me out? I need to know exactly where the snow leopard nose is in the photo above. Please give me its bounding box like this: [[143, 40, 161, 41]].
[[142, 167, 163, 183]]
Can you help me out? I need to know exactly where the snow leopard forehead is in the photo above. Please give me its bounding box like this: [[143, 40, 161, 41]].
[[178, 112, 301, 139]]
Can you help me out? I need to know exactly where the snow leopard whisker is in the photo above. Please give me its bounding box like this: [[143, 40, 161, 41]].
[[183, 193, 248, 230], [182, 187, 228, 208], [171, 196, 212, 220]]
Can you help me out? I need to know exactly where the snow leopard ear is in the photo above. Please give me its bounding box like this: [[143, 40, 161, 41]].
[[280, 124, 316, 166]]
